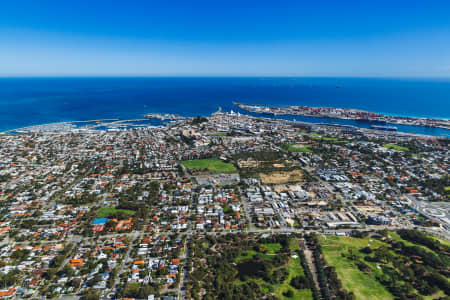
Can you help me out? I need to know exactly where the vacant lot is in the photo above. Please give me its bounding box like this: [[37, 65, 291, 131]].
[[260, 170, 303, 184], [273, 163, 285, 168], [181, 158, 237, 172], [383, 143, 409, 151]]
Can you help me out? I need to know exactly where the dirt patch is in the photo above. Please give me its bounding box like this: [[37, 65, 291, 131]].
[[273, 185, 289, 193], [273, 184, 305, 193], [259, 170, 303, 184], [304, 247, 320, 291], [273, 163, 285, 168]]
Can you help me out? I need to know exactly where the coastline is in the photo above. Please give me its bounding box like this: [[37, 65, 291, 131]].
[[1, 77, 450, 133], [233, 102, 450, 132], [1, 118, 120, 134], [2, 110, 449, 138]]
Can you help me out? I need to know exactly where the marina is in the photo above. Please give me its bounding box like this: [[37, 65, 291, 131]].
[[143, 113, 185, 120], [1, 118, 171, 134]]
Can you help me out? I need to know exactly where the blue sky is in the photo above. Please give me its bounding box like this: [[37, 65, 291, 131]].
[[0, 0, 449, 77]]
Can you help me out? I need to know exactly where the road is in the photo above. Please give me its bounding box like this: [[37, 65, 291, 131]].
[[179, 235, 191, 300], [240, 189, 255, 232], [105, 231, 140, 299], [406, 195, 450, 240]]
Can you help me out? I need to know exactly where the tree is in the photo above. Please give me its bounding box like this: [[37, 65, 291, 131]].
[[87, 275, 102, 287], [360, 246, 373, 254], [84, 291, 100, 300], [191, 116, 208, 125], [290, 275, 310, 289], [283, 289, 294, 297]]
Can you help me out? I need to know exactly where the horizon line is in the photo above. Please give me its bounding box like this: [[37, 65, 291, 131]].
[[1, 74, 450, 80]]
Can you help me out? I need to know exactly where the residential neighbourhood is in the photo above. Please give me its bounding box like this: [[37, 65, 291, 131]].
[[0, 111, 448, 299]]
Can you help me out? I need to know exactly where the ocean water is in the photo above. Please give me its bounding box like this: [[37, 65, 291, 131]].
[[0, 77, 449, 136]]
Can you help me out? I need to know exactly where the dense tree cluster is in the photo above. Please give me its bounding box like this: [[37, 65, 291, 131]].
[[187, 234, 310, 300], [191, 116, 208, 125], [121, 282, 160, 299], [298, 249, 320, 300], [309, 234, 356, 300], [317, 230, 450, 299], [398, 229, 450, 254]]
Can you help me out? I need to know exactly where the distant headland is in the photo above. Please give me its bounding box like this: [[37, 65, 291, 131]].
[[234, 102, 450, 131]]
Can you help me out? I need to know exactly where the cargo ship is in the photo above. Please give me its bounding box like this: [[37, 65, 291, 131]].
[[370, 125, 397, 131]]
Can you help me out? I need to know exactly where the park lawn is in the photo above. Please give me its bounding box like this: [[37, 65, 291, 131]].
[[234, 278, 278, 297], [290, 238, 300, 251], [181, 158, 237, 172], [309, 133, 343, 142], [236, 249, 275, 262], [276, 287, 312, 300], [319, 235, 394, 300], [383, 143, 409, 151], [96, 207, 135, 218], [287, 144, 313, 153], [273, 256, 312, 300], [210, 132, 227, 136], [235, 240, 312, 300], [235, 250, 259, 262], [388, 232, 440, 255], [423, 290, 446, 300], [390, 232, 450, 267], [389, 233, 449, 298], [262, 243, 282, 254], [444, 186, 450, 191], [426, 233, 450, 247]]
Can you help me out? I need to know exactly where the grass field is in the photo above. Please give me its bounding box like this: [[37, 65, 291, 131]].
[[181, 158, 237, 172], [273, 255, 312, 300], [388, 232, 438, 254], [309, 133, 343, 142], [236, 250, 259, 262], [444, 186, 450, 191], [287, 144, 313, 153], [235, 250, 275, 262], [387, 232, 449, 299], [96, 207, 135, 218], [273, 239, 312, 300], [210, 132, 227, 136], [424, 233, 450, 248], [383, 143, 409, 151], [235, 239, 312, 299], [319, 235, 393, 300], [262, 243, 282, 254]]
